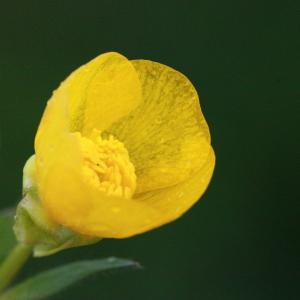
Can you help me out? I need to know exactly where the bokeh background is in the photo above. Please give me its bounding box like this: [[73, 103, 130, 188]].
[[0, 1, 298, 299]]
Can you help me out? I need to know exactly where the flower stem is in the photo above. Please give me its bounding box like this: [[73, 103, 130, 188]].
[[0, 244, 32, 292]]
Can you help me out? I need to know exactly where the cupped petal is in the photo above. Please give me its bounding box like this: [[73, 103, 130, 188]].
[[35, 52, 141, 150], [77, 53, 142, 135], [35, 52, 142, 201], [128, 146, 215, 237], [38, 132, 155, 238], [40, 132, 215, 238], [90, 146, 215, 238], [106, 60, 212, 194]]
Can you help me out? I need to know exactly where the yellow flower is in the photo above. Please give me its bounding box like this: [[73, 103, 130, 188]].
[[32, 52, 215, 239]]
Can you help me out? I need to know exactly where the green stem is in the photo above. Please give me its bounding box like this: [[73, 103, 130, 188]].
[[0, 244, 32, 292]]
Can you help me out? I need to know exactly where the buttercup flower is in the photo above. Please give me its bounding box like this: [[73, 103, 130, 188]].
[[16, 52, 215, 245]]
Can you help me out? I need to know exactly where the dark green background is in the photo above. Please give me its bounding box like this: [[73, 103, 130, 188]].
[[0, 1, 298, 299]]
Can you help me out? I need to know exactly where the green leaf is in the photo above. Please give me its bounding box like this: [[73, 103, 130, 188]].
[[0, 258, 141, 300], [0, 208, 17, 263]]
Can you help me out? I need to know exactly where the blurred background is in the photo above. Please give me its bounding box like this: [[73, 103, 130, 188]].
[[0, 0, 298, 299]]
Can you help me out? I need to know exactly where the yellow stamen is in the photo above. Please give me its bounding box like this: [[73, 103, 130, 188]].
[[79, 130, 136, 199]]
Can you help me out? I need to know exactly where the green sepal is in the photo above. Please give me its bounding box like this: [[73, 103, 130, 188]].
[[14, 155, 100, 257]]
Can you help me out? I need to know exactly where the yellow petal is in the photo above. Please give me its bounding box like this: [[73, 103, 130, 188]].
[[38, 131, 150, 238], [78, 53, 142, 135], [89, 146, 215, 238], [129, 147, 215, 237], [106, 60, 211, 194], [41, 132, 214, 238], [35, 52, 141, 150], [35, 52, 142, 201]]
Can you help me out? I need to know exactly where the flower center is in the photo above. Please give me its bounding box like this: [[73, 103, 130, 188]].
[[79, 130, 136, 199]]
